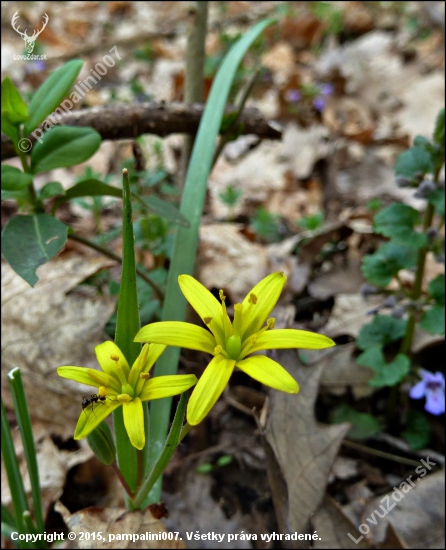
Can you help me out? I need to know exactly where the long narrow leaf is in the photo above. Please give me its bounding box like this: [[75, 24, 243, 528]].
[[147, 19, 275, 502], [113, 169, 141, 498], [8, 369, 44, 533], [1, 399, 28, 539]]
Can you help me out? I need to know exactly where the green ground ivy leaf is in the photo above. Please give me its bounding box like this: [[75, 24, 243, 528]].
[[31, 126, 101, 174], [1, 166, 33, 191], [330, 404, 382, 440], [402, 409, 431, 450], [373, 203, 426, 249], [356, 315, 406, 350], [428, 188, 445, 217], [361, 242, 417, 287], [428, 274, 445, 305], [420, 306, 445, 335], [24, 59, 83, 136], [394, 146, 434, 179], [1, 214, 67, 286], [368, 353, 410, 388], [356, 344, 385, 370]]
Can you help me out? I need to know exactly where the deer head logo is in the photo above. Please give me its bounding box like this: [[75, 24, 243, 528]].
[[11, 11, 49, 54]]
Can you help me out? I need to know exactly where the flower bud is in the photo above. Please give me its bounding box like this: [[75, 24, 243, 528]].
[[382, 295, 397, 309], [414, 179, 436, 198], [367, 307, 380, 316], [391, 306, 406, 319], [395, 175, 412, 188], [87, 421, 116, 466], [360, 284, 378, 297], [426, 227, 438, 240]]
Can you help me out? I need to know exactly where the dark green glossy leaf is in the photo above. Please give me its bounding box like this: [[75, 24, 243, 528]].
[[369, 353, 410, 387], [31, 126, 101, 174], [1, 165, 33, 191], [1, 214, 67, 286], [394, 146, 434, 179], [427, 188, 445, 217], [54, 179, 121, 209], [24, 60, 83, 135], [1, 77, 28, 124], [361, 242, 417, 287], [330, 404, 382, 440], [373, 203, 426, 249], [402, 409, 431, 450], [419, 306, 445, 335], [356, 315, 407, 350], [428, 274, 445, 305]]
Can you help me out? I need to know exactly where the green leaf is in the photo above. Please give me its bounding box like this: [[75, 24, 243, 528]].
[[196, 463, 213, 474], [54, 179, 121, 210], [428, 274, 445, 305], [402, 409, 431, 450], [31, 126, 101, 174], [1, 186, 33, 206], [394, 146, 434, 179], [24, 59, 83, 135], [330, 404, 382, 440], [1, 214, 67, 287], [433, 108, 445, 148], [373, 203, 426, 249], [39, 181, 65, 200], [1, 77, 28, 124], [356, 344, 385, 369], [132, 193, 190, 227], [419, 306, 445, 335], [1, 166, 33, 191], [369, 353, 411, 388], [148, 18, 276, 503], [2, 114, 19, 144], [361, 242, 417, 287], [427, 188, 445, 217], [356, 315, 407, 350], [87, 421, 116, 466]]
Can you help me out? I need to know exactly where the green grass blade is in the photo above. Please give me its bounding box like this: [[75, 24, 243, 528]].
[[1, 503, 16, 530], [147, 18, 275, 503], [1, 399, 28, 539], [113, 169, 141, 499], [8, 369, 44, 533]]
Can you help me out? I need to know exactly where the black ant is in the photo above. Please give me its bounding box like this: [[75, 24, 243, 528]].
[[81, 393, 106, 413]]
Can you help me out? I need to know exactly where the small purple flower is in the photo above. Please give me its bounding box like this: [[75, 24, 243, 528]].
[[313, 96, 326, 112], [286, 89, 301, 103], [409, 369, 445, 415], [320, 83, 334, 97]]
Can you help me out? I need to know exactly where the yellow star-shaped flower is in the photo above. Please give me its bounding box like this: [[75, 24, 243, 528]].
[[135, 272, 335, 426], [58, 342, 197, 449]]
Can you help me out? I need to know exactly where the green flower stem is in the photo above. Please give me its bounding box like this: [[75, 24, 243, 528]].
[[113, 168, 142, 505], [179, 421, 192, 442], [110, 462, 134, 499], [67, 232, 164, 300], [147, 18, 275, 504], [400, 202, 435, 355], [1, 399, 28, 546], [8, 369, 44, 533], [132, 393, 186, 509]]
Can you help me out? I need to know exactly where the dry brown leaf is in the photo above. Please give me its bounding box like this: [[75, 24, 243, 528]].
[[307, 258, 364, 300], [360, 470, 445, 549], [1, 253, 116, 436], [56, 502, 186, 549], [324, 293, 381, 340], [265, 349, 350, 536], [312, 495, 370, 549]]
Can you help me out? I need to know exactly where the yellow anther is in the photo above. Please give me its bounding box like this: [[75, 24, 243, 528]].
[[219, 290, 226, 302], [267, 318, 276, 329], [214, 345, 223, 355], [98, 386, 107, 398], [117, 394, 132, 403], [248, 293, 257, 305], [140, 373, 150, 380], [110, 354, 120, 362], [204, 317, 212, 325]]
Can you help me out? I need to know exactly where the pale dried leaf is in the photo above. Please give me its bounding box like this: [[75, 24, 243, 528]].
[[265, 349, 350, 535], [56, 502, 186, 549], [324, 294, 381, 340]]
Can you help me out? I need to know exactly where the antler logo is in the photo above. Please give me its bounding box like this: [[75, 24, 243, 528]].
[[11, 11, 49, 54]]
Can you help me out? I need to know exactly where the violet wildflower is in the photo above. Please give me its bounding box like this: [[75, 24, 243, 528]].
[[313, 96, 326, 112], [409, 369, 445, 415], [286, 89, 301, 103], [320, 83, 334, 96]]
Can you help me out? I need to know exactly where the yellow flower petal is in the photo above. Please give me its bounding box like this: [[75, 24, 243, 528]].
[[123, 397, 145, 450], [74, 399, 121, 440], [178, 275, 225, 344], [133, 343, 167, 395], [95, 341, 130, 379], [57, 367, 121, 393], [248, 329, 335, 354], [139, 374, 197, 401], [134, 322, 216, 354], [187, 355, 235, 426], [241, 272, 287, 339], [236, 355, 299, 393]]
